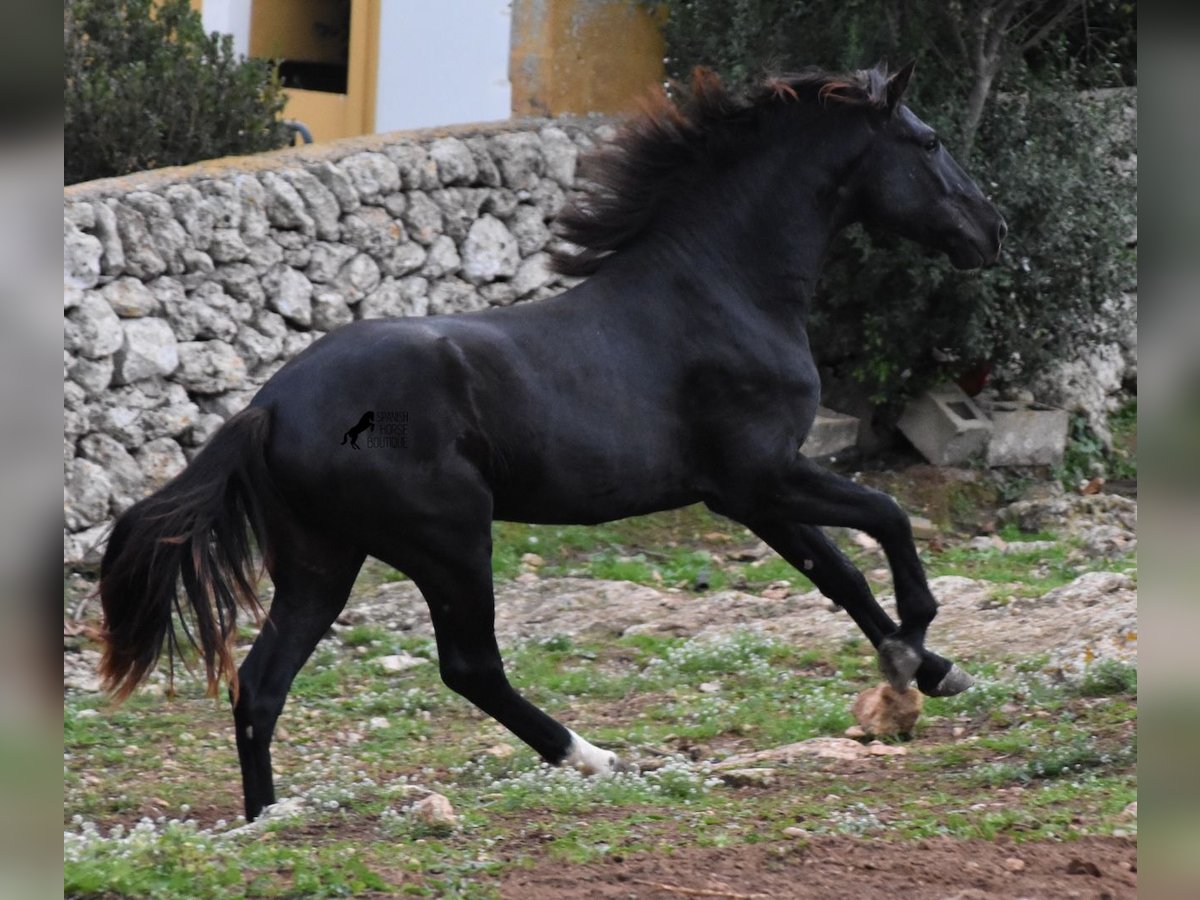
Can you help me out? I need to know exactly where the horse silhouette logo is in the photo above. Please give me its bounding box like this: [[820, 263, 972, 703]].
[[341, 411, 375, 449]]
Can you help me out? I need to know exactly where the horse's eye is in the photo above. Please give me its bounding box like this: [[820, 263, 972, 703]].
[[924, 135, 940, 152]]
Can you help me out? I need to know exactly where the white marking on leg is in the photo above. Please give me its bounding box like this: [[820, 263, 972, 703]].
[[245, 725, 254, 739], [562, 729, 619, 775]]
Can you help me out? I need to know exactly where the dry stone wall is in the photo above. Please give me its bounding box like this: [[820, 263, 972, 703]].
[[63, 118, 615, 565]]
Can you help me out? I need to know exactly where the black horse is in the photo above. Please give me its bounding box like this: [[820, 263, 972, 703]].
[[340, 410, 375, 449], [99, 63, 1006, 821]]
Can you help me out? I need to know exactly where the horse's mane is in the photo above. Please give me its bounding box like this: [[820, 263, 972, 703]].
[[551, 65, 892, 277]]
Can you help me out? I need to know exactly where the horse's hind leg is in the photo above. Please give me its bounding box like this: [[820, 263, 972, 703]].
[[232, 532, 363, 820], [376, 516, 621, 775], [747, 521, 972, 696]]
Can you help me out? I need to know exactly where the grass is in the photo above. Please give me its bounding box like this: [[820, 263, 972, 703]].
[[65, 488, 1137, 896]]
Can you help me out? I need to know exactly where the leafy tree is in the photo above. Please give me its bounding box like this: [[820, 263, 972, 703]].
[[652, 0, 1136, 411], [65, 0, 290, 184]]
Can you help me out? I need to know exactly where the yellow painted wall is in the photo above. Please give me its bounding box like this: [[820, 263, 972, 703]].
[[511, 0, 665, 117]]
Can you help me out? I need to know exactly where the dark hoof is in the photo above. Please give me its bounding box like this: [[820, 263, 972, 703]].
[[877, 637, 921, 692], [922, 663, 974, 697]]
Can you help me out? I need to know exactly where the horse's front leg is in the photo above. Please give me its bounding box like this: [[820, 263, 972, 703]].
[[713, 456, 971, 696], [736, 519, 971, 696]]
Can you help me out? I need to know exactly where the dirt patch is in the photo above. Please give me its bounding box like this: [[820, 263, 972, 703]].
[[499, 835, 1136, 899]]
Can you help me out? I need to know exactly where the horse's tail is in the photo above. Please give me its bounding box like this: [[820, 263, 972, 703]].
[[98, 406, 276, 704]]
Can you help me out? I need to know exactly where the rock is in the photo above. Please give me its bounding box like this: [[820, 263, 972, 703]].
[[215, 262, 264, 304], [420, 235, 460, 279], [512, 252, 554, 299], [866, 741, 907, 757], [1038, 571, 1135, 606], [68, 294, 125, 359], [64, 523, 109, 568], [68, 355, 114, 396], [781, 826, 808, 838], [64, 459, 112, 529], [1004, 857, 1027, 872], [410, 792, 457, 828], [717, 737, 884, 767], [489, 132, 543, 190], [427, 279, 484, 315], [464, 136, 501, 187], [385, 142, 439, 190], [186, 412, 226, 447], [263, 265, 314, 326], [521, 553, 544, 567], [65, 202, 95, 230], [63, 648, 103, 691], [233, 174, 270, 242], [282, 167, 341, 239], [482, 188, 519, 219], [431, 188, 487, 242], [376, 653, 429, 673], [333, 253, 382, 304], [429, 137, 478, 185], [92, 201, 126, 274], [260, 171, 315, 234], [909, 516, 938, 540], [135, 438, 187, 490], [383, 241, 428, 277], [166, 183, 215, 249], [340, 151, 401, 203], [461, 215, 519, 284], [78, 433, 144, 513], [720, 768, 776, 788], [64, 224, 103, 288], [208, 228, 250, 263], [103, 277, 158, 317], [113, 200, 168, 278], [311, 291, 355, 330], [308, 161, 361, 213], [342, 205, 405, 257], [113, 317, 179, 384], [509, 205, 552, 255], [235, 323, 284, 369], [174, 340, 247, 394], [160, 280, 240, 342], [484, 743, 515, 758], [480, 282, 516, 306], [307, 242, 359, 283], [529, 179, 566, 218], [401, 192, 443, 245], [359, 278, 422, 319], [540, 126, 578, 186]]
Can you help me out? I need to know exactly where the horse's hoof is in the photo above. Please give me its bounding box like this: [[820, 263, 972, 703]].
[[877, 637, 922, 692], [923, 663, 974, 697]]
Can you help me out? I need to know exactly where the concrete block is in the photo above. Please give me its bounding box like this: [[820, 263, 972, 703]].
[[801, 407, 860, 458], [986, 401, 1069, 467], [897, 384, 992, 465]]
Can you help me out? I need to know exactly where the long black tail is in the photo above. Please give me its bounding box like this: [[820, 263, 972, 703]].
[[98, 406, 276, 702]]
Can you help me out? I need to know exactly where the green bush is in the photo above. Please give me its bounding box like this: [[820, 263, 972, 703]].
[[64, 0, 290, 185], [653, 1, 1136, 407]]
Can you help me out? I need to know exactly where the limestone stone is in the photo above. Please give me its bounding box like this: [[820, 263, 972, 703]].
[[311, 291, 354, 330], [333, 253, 382, 304], [160, 280, 239, 342], [489, 132, 543, 190], [359, 277, 429, 319], [342, 206, 405, 257], [260, 171, 315, 234], [308, 160, 360, 213], [186, 413, 226, 447], [428, 279, 484, 315], [409, 792, 457, 828], [78, 433, 143, 513], [235, 323, 284, 369], [540, 126, 578, 186], [68, 355, 114, 396], [431, 188, 487, 242], [126, 191, 188, 274], [341, 151, 401, 202], [209, 228, 250, 263], [174, 340, 247, 394], [512, 252, 553, 298], [64, 459, 112, 530], [215, 262, 264, 304], [420, 235, 460, 279], [135, 438, 187, 491], [235, 174, 270, 242], [102, 277, 158, 317], [114, 317, 179, 384], [282, 167, 341, 239], [384, 143, 438, 190], [246, 237, 285, 272], [263, 265, 314, 326], [510, 204, 551, 255], [429, 137, 478, 185], [113, 202, 167, 279], [382, 241, 428, 277], [92, 201, 126, 274], [481, 188, 519, 219], [65, 202, 95, 230], [166, 183, 215, 249], [464, 136, 501, 187], [68, 294, 124, 359], [402, 192, 443, 245], [461, 215, 519, 284], [529, 179, 566, 218], [197, 179, 242, 229], [64, 224, 102, 289], [308, 242, 359, 283]]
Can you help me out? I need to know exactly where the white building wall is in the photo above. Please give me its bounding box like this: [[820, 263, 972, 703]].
[[200, 0, 253, 58], [374, 0, 513, 132]]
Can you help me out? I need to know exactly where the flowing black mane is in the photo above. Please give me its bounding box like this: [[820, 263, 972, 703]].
[[551, 65, 893, 277]]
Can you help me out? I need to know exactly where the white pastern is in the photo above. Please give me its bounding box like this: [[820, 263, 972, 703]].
[[562, 729, 620, 775]]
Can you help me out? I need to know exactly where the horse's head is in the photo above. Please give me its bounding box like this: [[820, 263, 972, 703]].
[[852, 63, 1006, 270]]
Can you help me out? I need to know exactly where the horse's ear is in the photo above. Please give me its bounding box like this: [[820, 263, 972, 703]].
[[886, 60, 916, 112]]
